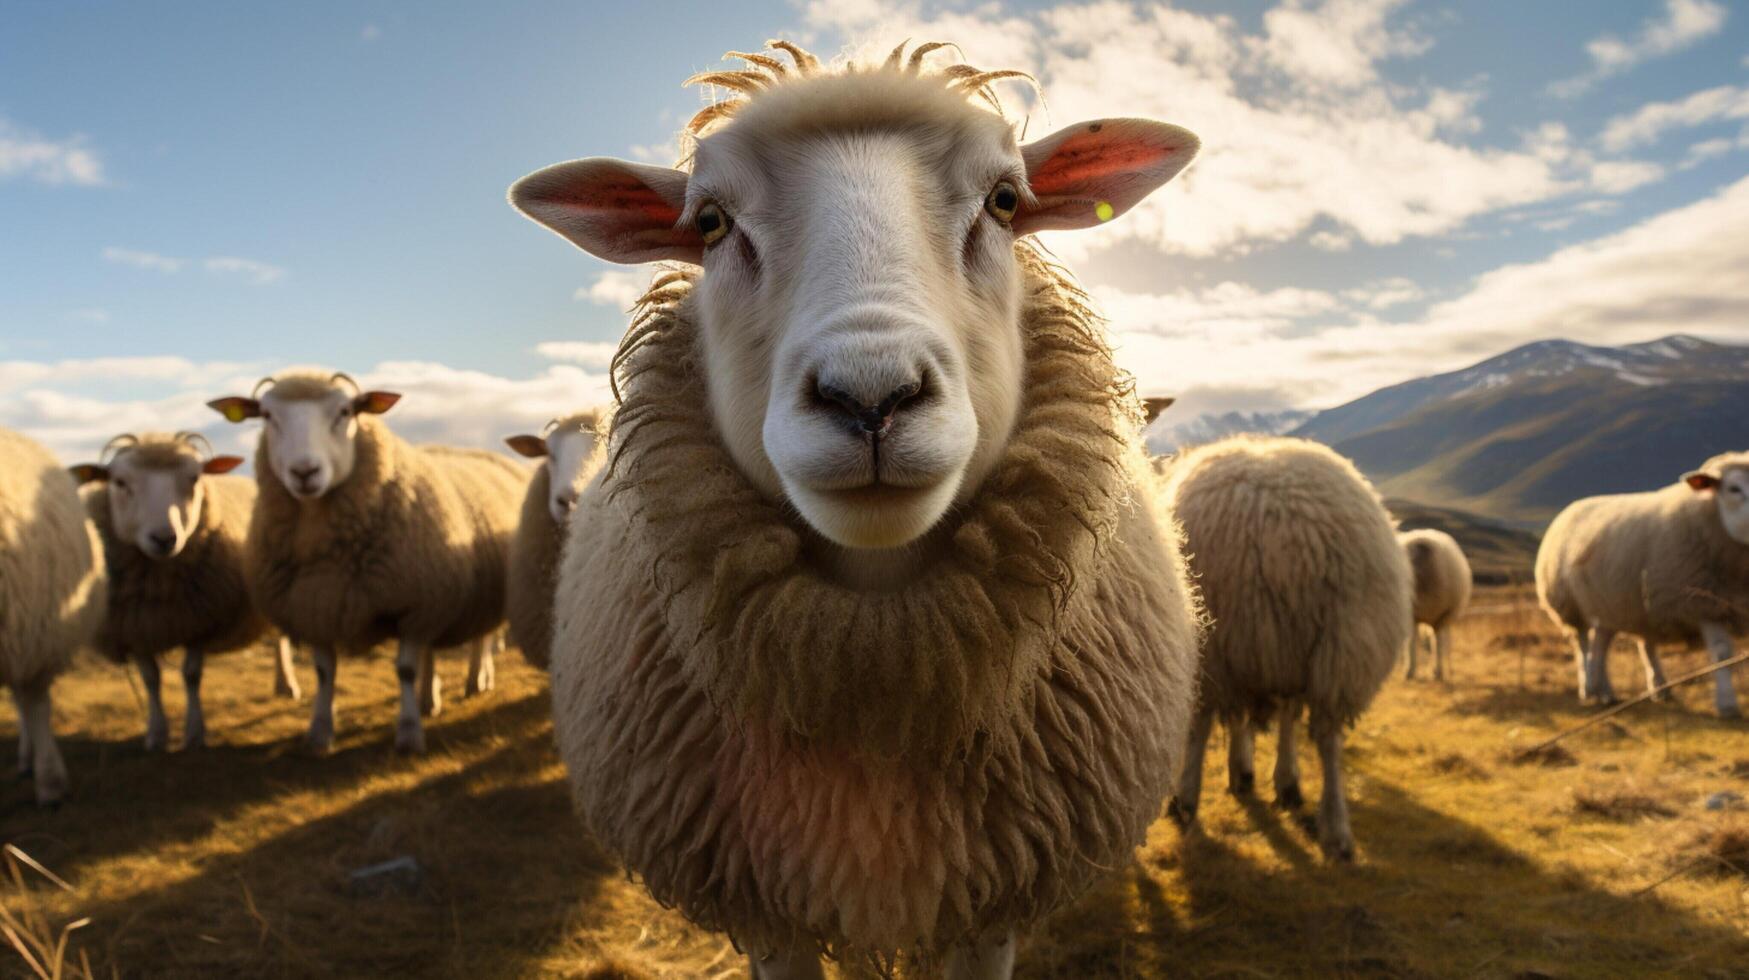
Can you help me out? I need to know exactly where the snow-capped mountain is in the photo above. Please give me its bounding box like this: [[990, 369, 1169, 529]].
[[1145, 408, 1314, 454]]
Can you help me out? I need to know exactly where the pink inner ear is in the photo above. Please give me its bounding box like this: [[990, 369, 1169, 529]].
[[1030, 128, 1182, 195], [551, 172, 682, 228], [203, 456, 245, 475]]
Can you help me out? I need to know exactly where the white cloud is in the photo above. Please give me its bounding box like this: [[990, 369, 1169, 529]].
[[1107, 174, 1749, 412], [535, 341, 618, 371], [1600, 84, 1749, 151], [1341, 277, 1424, 310], [800, 0, 1595, 259], [0, 117, 105, 186], [102, 247, 184, 274], [574, 269, 648, 308], [1586, 159, 1665, 194], [1550, 0, 1728, 97], [1679, 137, 1737, 169], [205, 256, 286, 285]]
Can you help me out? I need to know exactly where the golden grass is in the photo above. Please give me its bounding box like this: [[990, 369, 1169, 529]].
[[4, 589, 1749, 977]]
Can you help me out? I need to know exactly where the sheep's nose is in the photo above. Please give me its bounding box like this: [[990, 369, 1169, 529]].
[[148, 531, 176, 554], [815, 378, 923, 437], [552, 491, 578, 514], [289, 463, 320, 482]]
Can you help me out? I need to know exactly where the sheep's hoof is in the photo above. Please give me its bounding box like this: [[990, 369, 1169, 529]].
[[304, 731, 335, 757], [1719, 704, 1743, 720], [143, 732, 168, 754], [182, 731, 206, 751], [1166, 796, 1197, 828], [1320, 834, 1356, 863], [1275, 784, 1304, 810], [275, 681, 302, 701], [32, 770, 66, 808], [395, 720, 426, 755], [419, 677, 443, 718], [1228, 771, 1255, 797]]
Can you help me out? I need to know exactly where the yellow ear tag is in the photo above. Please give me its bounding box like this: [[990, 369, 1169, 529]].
[[224, 404, 247, 423], [1095, 201, 1115, 222]]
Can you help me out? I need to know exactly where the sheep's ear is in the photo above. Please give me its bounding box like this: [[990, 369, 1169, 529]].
[[207, 397, 261, 423], [202, 455, 245, 475], [69, 464, 107, 484], [1016, 119, 1200, 234], [354, 391, 401, 415], [1142, 396, 1175, 426], [1685, 470, 1721, 492], [509, 158, 701, 265], [505, 435, 548, 459]]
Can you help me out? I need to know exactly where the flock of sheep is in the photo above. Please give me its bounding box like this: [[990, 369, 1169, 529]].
[[4, 39, 1748, 980]]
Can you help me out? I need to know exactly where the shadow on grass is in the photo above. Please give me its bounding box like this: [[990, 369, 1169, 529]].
[[1024, 775, 1749, 978]]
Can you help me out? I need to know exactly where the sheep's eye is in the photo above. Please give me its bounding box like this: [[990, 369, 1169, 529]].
[[985, 180, 1020, 223], [113, 478, 129, 493], [696, 202, 731, 246], [261, 410, 274, 422]]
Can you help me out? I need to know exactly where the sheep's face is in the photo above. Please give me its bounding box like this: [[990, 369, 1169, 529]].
[[70, 440, 244, 560], [507, 422, 600, 524], [1687, 462, 1749, 545], [207, 377, 401, 502], [512, 66, 1197, 554]]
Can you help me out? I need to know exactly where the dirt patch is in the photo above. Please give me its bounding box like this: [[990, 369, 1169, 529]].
[[1572, 788, 1676, 821]]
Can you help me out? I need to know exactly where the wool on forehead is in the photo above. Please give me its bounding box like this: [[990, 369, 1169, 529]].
[[259, 370, 351, 402], [109, 433, 205, 470]]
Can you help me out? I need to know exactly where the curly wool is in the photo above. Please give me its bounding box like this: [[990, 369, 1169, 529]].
[[247, 390, 525, 653], [508, 412, 606, 669], [1400, 528, 1471, 630], [87, 442, 263, 660], [549, 245, 1201, 959], [1537, 452, 1749, 644], [1167, 436, 1411, 737], [0, 428, 107, 690]]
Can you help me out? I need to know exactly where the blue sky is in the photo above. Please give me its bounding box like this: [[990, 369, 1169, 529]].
[[3, 0, 1748, 459]]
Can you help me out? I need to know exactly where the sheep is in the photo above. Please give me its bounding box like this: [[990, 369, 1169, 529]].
[[0, 427, 107, 805], [1399, 528, 1472, 682], [1536, 451, 1749, 715], [1163, 435, 1412, 861], [70, 432, 271, 750], [511, 41, 1203, 977], [503, 410, 606, 669], [206, 370, 525, 753]]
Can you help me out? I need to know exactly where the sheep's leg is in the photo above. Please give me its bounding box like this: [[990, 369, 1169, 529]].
[[307, 646, 338, 754], [1274, 699, 1304, 810], [13, 680, 65, 806], [274, 637, 301, 700], [465, 633, 497, 697], [397, 640, 429, 753], [1584, 626, 1618, 705], [1570, 628, 1591, 700], [1404, 625, 1420, 680], [1168, 704, 1215, 827], [417, 645, 442, 718], [181, 645, 206, 750], [1639, 639, 1670, 701], [12, 688, 32, 778], [1313, 721, 1354, 862], [136, 653, 168, 752], [1701, 622, 1742, 719], [1226, 714, 1255, 797], [946, 932, 1016, 980], [748, 949, 825, 980], [1434, 624, 1452, 683]]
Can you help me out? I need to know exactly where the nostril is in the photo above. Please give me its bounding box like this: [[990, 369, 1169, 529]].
[[290, 463, 319, 481], [814, 377, 925, 436], [149, 532, 175, 552]]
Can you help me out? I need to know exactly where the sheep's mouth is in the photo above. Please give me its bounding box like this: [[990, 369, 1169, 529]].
[[818, 483, 938, 509]]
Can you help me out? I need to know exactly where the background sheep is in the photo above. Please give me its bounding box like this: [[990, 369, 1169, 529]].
[[503, 410, 606, 670], [70, 432, 270, 750], [0, 427, 108, 805], [1165, 435, 1412, 861], [512, 41, 1203, 977], [1400, 528, 1472, 681], [1536, 451, 1749, 715], [208, 370, 524, 753]]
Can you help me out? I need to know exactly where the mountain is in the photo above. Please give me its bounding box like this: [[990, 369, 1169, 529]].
[[1295, 335, 1749, 526], [1146, 407, 1314, 454], [1385, 498, 1541, 584]]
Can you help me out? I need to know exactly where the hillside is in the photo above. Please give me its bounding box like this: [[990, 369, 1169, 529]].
[[1385, 497, 1541, 584]]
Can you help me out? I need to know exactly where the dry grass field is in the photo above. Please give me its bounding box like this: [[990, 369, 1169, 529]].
[[7, 588, 1749, 978]]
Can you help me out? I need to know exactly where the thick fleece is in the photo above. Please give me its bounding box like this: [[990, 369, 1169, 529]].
[[247, 407, 525, 653], [88, 469, 264, 661], [549, 248, 1202, 959], [1401, 528, 1472, 631], [1537, 458, 1749, 645], [1168, 436, 1412, 736], [0, 428, 107, 690], [507, 413, 605, 669]]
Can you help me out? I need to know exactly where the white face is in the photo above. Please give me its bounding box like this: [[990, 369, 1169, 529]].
[[688, 124, 1025, 549], [259, 388, 362, 500], [1715, 468, 1749, 544], [544, 427, 599, 524], [107, 453, 206, 559]]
